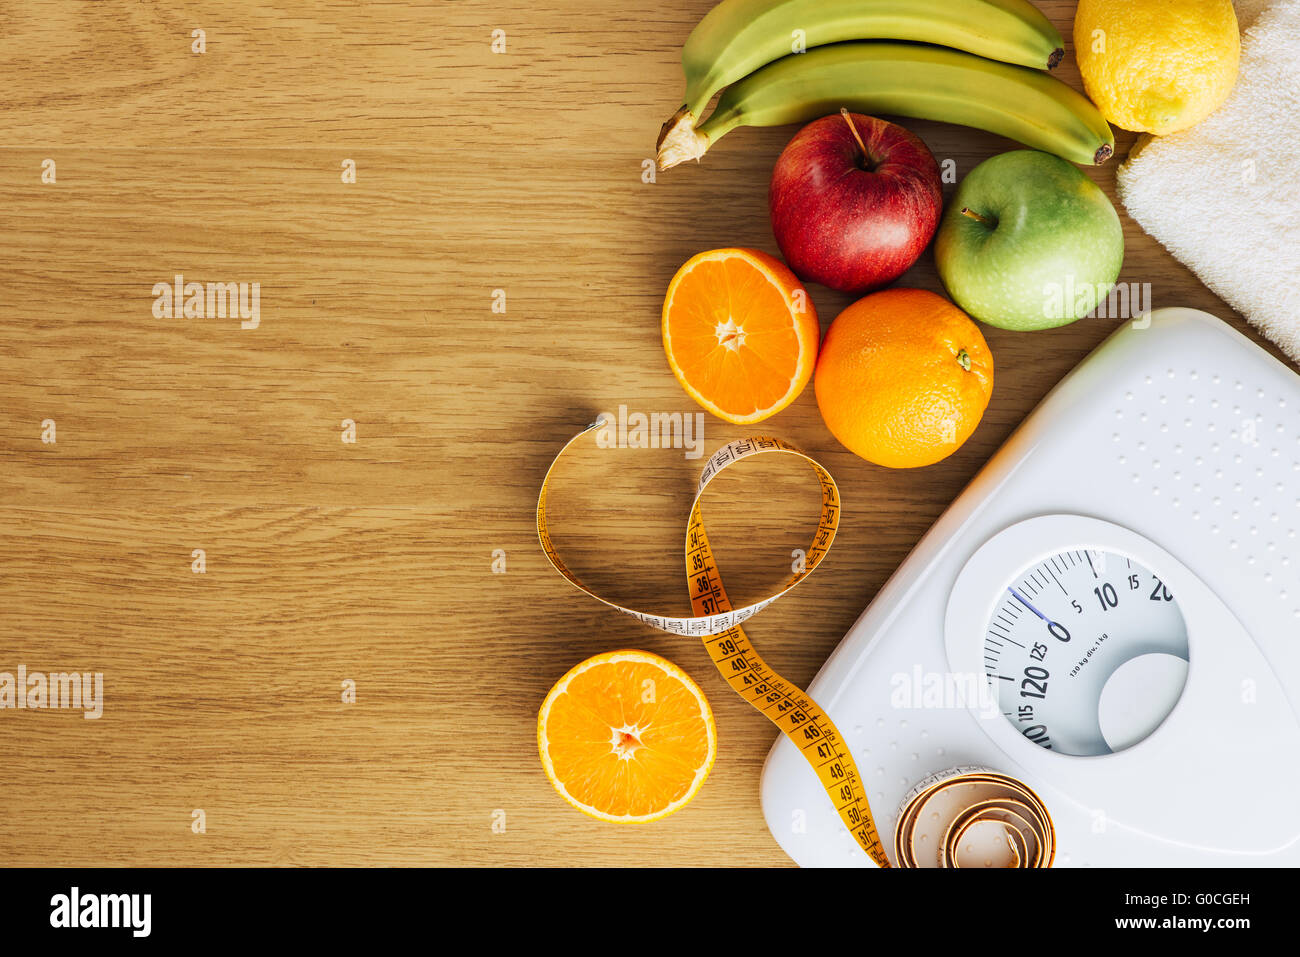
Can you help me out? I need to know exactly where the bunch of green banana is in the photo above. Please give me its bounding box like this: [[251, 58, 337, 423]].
[[658, 42, 1115, 169], [657, 0, 1114, 170]]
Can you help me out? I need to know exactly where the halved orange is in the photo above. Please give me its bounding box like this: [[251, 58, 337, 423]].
[[538, 649, 716, 823], [663, 248, 820, 425]]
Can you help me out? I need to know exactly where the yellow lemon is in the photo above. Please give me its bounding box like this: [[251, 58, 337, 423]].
[[1074, 0, 1240, 135]]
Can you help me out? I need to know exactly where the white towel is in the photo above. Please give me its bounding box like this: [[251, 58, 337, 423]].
[[1117, 0, 1300, 363]]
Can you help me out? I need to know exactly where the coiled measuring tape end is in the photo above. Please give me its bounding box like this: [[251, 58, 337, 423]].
[[894, 766, 1055, 868]]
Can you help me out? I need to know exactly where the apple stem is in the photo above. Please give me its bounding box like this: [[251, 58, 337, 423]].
[[960, 207, 995, 228], [956, 349, 972, 372], [839, 107, 870, 164]]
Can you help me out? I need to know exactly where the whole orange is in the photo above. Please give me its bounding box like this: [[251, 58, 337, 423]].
[[814, 289, 993, 468]]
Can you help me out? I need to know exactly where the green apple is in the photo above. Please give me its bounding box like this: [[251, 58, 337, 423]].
[[935, 150, 1124, 331]]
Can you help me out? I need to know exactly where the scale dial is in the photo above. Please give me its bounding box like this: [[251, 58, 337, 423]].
[[986, 548, 1190, 757]]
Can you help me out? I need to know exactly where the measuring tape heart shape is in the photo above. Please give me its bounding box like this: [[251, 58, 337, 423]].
[[537, 422, 1053, 868]]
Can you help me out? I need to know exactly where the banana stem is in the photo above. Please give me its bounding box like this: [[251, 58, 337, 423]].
[[657, 106, 710, 170]]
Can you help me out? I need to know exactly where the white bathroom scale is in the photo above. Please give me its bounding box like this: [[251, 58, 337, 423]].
[[761, 307, 1300, 867]]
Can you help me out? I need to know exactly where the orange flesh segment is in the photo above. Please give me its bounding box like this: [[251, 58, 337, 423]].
[[541, 654, 714, 820], [664, 250, 816, 423]]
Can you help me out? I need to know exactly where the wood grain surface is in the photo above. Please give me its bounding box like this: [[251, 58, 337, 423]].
[[0, 1, 1280, 866]]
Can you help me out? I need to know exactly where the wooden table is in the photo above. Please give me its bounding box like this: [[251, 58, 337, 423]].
[[0, 1, 1276, 866]]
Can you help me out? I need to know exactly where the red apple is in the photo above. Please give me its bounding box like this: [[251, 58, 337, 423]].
[[769, 112, 943, 295]]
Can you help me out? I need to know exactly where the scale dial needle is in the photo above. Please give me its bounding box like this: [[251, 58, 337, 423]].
[[1008, 585, 1054, 625]]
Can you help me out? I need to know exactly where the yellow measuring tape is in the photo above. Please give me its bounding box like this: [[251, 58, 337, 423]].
[[538, 421, 1053, 868]]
